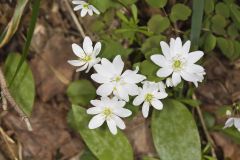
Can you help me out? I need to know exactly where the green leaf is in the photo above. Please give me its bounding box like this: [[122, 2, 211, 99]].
[[190, 0, 204, 48], [131, 4, 138, 23], [148, 15, 170, 34], [170, 4, 192, 22], [229, 4, 240, 30], [203, 33, 216, 52], [227, 24, 239, 39], [203, 112, 215, 129], [211, 15, 227, 35], [142, 156, 160, 160], [140, 60, 164, 82], [204, 0, 215, 14], [118, 0, 137, 6], [215, 2, 230, 18], [66, 80, 96, 106], [80, 149, 97, 160], [100, 37, 132, 59], [68, 105, 134, 160], [0, 0, 28, 48], [141, 35, 166, 53], [217, 37, 239, 61], [89, 0, 117, 12], [145, 0, 167, 8], [4, 53, 35, 116], [151, 99, 201, 160], [9, 0, 40, 86], [220, 127, 240, 144]]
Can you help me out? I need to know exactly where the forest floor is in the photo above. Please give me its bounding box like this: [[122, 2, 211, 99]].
[[0, 0, 240, 160]]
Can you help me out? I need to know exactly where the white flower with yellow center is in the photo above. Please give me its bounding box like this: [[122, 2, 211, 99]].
[[224, 117, 240, 132], [68, 36, 101, 73], [72, 0, 100, 17], [91, 55, 146, 102], [133, 81, 168, 118], [151, 37, 205, 87], [87, 97, 132, 135]]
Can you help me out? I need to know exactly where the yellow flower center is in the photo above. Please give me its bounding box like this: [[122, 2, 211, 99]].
[[103, 107, 112, 117], [83, 55, 92, 62], [172, 59, 183, 71], [83, 4, 89, 8], [145, 93, 154, 102]]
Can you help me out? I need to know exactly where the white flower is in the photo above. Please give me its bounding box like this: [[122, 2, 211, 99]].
[[224, 117, 240, 132], [68, 36, 101, 73], [166, 78, 174, 87], [91, 55, 146, 102], [142, 81, 166, 92], [72, 0, 100, 17], [87, 97, 132, 135], [151, 37, 205, 87], [133, 81, 168, 118]]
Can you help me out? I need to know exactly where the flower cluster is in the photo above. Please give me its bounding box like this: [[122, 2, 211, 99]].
[[68, 36, 206, 135]]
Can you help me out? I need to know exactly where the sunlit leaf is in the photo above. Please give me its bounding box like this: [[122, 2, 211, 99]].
[[151, 99, 201, 160], [170, 4, 192, 22], [4, 53, 35, 116]]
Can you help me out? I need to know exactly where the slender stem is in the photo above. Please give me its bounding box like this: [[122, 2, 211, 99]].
[[193, 94, 217, 158], [1, 90, 7, 110], [64, 0, 86, 38], [0, 67, 32, 131]]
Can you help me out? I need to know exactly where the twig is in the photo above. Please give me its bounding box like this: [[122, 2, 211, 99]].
[[193, 94, 217, 158], [0, 127, 18, 160], [1, 90, 7, 110], [64, 0, 86, 38], [0, 67, 32, 131]]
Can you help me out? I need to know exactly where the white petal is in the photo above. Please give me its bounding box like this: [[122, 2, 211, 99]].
[[160, 41, 170, 58], [72, 43, 85, 58], [87, 107, 103, 115], [89, 5, 100, 15], [113, 108, 132, 118], [151, 54, 169, 67], [90, 99, 103, 107], [93, 64, 113, 78], [107, 119, 118, 135], [156, 68, 173, 77], [88, 8, 93, 16], [186, 64, 204, 73], [88, 114, 105, 129], [180, 71, 198, 82], [123, 84, 139, 96], [76, 63, 88, 72], [142, 102, 150, 118], [83, 36, 93, 54], [121, 70, 146, 84], [182, 40, 191, 54], [224, 118, 234, 128], [73, 5, 83, 11], [81, 8, 88, 17], [113, 55, 124, 75], [72, 1, 86, 4], [91, 74, 110, 83], [166, 78, 174, 87], [112, 115, 126, 129], [93, 42, 101, 56], [173, 37, 182, 55], [158, 81, 166, 92], [234, 118, 240, 130], [68, 60, 85, 66], [155, 92, 168, 99], [187, 51, 204, 63], [115, 86, 129, 102], [101, 58, 117, 75], [133, 95, 145, 106], [151, 99, 163, 110], [96, 83, 114, 96], [172, 72, 181, 86]]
